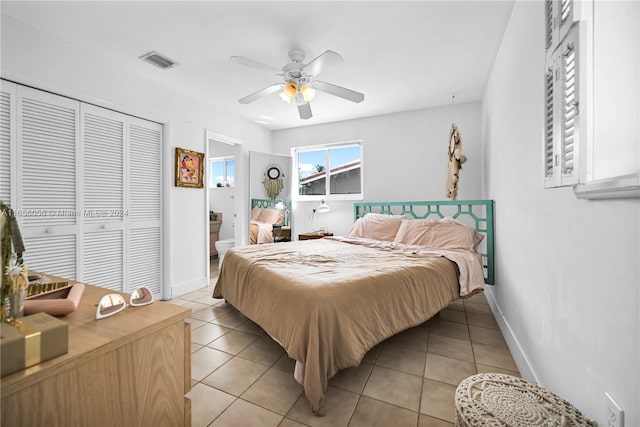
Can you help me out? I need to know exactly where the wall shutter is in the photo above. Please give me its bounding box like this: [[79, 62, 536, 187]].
[[545, 0, 555, 52], [544, 66, 555, 184], [128, 118, 162, 295], [543, 22, 579, 188], [560, 33, 578, 182], [17, 87, 79, 278], [129, 228, 161, 295], [0, 84, 14, 204], [80, 104, 126, 289], [546, 0, 575, 54], [22, 234, 76, 279], [128, 121, 161, 222], [83, 229, 123, 290], [82, 106, 124, 223], [558, 0, 574, 42], [18, 88, 78, 227]]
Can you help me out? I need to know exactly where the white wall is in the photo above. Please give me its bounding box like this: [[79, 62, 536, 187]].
[[249, 151, 292, 201], [482, 2, 639, 425], [1, 17, 272, 298], [272, 102, 482, 237]]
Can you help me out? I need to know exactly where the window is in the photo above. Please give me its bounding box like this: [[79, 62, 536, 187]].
[[293, 141, 362, 200], [545, 0, 640, 197], [210, 157, 235, 188]]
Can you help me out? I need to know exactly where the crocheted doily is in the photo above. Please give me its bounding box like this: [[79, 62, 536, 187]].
[[455, 373, 596, 426]]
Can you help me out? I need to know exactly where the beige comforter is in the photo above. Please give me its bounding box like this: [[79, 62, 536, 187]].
[[212, 237, 484, 415]]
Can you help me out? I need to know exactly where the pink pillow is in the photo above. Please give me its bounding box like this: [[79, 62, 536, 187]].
[[250, 207, 263, 221], [257, 208, 283, 224], [348, 213, 404, 241], [395, 219, 483, 251], [393, 219, 438, 245]]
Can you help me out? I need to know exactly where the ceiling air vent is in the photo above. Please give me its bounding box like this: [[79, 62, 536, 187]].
[[139, 51, 179, 70]]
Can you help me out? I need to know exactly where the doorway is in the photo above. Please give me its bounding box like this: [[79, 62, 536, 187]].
[[205, 130, 242, 284]]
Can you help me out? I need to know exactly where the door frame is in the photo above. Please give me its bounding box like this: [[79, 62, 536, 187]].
[[204, 130, 242, 283]]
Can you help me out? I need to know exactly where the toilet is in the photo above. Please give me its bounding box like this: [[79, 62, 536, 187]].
[[214, 239, 234, 269]]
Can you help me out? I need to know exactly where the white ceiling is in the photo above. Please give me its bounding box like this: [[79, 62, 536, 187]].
[[1, 1, 514, 130]]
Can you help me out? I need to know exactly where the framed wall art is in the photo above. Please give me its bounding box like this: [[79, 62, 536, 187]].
[[175, 147, 204, 188]]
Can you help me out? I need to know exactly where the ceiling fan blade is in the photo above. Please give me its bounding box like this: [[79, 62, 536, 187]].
[[302, 50, 343, 77], [296, 94, 313, 119], [313, 81, 365, 103], [238, 83, 284, 104], [230, 56, 282, 74]]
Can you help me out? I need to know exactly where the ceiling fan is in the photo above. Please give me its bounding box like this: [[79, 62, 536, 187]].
[[230, 49, 365, 120]]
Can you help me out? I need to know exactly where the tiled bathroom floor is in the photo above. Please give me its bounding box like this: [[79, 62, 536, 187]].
[[169, 262, 519, 427]]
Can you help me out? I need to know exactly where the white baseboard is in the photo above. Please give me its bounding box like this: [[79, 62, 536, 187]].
[[169, 276, 208, 299], [483, 286, 539, 383]]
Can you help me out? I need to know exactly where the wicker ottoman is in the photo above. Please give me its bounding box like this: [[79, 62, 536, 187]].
[[455, 373, 596, 426]]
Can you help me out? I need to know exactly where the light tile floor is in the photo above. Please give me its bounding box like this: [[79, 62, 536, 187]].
[[169, 262, 519, 427]]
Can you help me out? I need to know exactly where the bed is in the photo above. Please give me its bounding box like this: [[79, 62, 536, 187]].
[[249, 198, 291, 244], [214, 199, 494, 415]]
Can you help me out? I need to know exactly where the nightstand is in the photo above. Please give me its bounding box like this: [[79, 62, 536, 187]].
[[298, 231, 334, 240], [273, 226, 291, 242]]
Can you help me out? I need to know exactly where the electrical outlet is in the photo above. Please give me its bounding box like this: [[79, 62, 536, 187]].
[[605, 392, 624, 427]]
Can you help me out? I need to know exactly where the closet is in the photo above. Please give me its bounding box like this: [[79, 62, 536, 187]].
[[0, 81, 162, 296]]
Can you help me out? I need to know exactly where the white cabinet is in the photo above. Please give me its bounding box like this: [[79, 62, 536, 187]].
[[0, 81, 163, 296]]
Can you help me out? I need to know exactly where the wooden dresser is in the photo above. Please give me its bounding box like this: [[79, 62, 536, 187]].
[[1, 283, 192, 427]]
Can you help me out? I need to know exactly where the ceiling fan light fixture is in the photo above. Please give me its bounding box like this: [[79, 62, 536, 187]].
[[232, 48, 364, 119], [280, 81, 298, 103], [300, 85, 316, 102]]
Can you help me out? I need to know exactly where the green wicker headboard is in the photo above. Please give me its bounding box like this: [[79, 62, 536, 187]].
[[354, 200, 495, 285], [251, 198, 292, 226]]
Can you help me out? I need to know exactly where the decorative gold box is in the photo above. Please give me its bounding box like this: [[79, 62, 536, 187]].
[[0, 312, 69, 377]]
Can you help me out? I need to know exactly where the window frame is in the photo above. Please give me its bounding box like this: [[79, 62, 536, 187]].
[[209, 156, 235, 189], [292, 140, 364, 201]]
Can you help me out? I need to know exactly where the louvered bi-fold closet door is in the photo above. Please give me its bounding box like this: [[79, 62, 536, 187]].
[[0, 81, 15, 205], [127, 117, 162, 296], [80, 104, 125, 291], [17, 86, 80, 279]]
